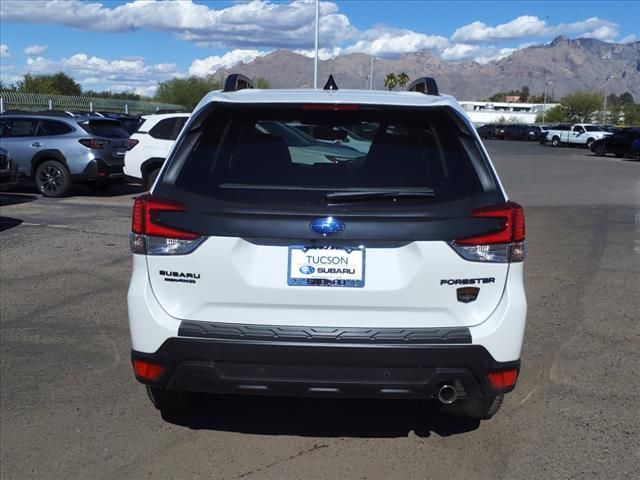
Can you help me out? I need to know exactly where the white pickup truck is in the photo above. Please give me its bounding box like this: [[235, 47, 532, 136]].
[[545, 124, 611, 148]]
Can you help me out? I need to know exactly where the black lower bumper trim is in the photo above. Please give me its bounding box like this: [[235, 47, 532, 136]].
[[132, 337, 519, 400]]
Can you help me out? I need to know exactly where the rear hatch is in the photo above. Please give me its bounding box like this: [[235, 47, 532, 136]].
[[79, 119, 130, 165], [142, 103, 517, 329]]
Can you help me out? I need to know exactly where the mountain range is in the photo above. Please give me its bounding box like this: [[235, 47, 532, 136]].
[[214, 36, 640, 101]]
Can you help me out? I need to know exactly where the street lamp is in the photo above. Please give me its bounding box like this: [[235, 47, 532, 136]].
[[313, 0, 319, 89], [602, 75, 613, 125], [542, 81, 553, 124]]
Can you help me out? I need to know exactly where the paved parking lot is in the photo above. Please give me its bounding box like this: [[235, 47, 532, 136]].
[[1, 141, 639, 480]]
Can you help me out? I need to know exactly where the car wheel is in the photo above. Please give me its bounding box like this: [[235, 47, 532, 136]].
[[146, 386, 191, 411], [586, 138, 595, 149], [551, 136, 560, 147], [144, 167, 160, 191], [594, 144, 606, 156], [35, 160, 71, 197], [441, 394, 504, 420]]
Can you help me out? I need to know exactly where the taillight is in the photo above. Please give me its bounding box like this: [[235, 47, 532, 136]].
[[79, 138, 110, 149], [449, 201, 525, 263], [129, 194, 205, 255], [125, 138, 139, 150]]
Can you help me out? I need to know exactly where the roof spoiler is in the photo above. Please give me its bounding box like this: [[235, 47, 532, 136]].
[[407, 77, 439, 96], [223, 74, 255, 92]]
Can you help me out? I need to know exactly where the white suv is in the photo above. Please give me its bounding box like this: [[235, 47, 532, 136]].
[[127, 75, 527, 420], [123, 113, 190, 189]]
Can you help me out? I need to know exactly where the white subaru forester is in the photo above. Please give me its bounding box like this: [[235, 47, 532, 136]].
[[128, 75, 527, 420]]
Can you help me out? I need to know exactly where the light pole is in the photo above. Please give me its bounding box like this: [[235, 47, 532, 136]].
[[602, 75, 613, 125], [369, 56, 374, 90], [542, 81, 553, 124], [313, 0, 319, 89]]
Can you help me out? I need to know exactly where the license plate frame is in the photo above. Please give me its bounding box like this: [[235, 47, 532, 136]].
[[287, 245, 365, 288]]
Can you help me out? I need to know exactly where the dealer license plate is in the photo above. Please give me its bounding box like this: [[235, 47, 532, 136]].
[[288, 246, 365, 287]]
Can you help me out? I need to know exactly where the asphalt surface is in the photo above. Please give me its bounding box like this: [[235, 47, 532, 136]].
[[1, 142, 639, 480]]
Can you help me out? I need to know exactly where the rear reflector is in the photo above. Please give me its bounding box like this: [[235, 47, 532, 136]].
[[486, 369, 519, 389], [133, 360, 165, 381]]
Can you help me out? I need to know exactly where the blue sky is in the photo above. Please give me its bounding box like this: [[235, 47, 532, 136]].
[[1, 0, 638, 95]]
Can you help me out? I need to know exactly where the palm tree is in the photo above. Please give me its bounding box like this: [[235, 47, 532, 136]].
[[397, 72, 410, 89], [384, 73, 397, 91]]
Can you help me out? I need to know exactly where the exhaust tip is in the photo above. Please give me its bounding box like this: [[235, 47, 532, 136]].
[[437, 384, 457, 404]]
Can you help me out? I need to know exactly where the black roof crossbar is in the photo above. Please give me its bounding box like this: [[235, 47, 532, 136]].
[[223, 74, 255, 92], [323, 74, 339, 91], [407, 77, 439, 96]]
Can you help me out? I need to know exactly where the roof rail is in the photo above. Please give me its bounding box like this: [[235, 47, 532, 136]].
[[323, 74, 339, 91], [223, 74, 255, 92], [407, 77, 439, 96]]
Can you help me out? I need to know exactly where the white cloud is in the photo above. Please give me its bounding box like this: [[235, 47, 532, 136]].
[[619, 34, 637, 44], [441, 42, 532, 64], [294, 47, 343, 60], [24, 44, 48, 55], [344, 28, 448, 56], [0, 44, 9, 58], [24, 53, 180, 94], [452, 16, 546, 43], [0, 0, 357, 50], [189, 49, 269, 77], [452, 15, 622, 44]]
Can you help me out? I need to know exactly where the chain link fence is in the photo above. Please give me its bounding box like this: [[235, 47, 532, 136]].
[[0, 91, 186, 115]]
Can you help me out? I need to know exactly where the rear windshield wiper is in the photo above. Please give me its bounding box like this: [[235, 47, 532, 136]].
[[325, 189, 435, 205]]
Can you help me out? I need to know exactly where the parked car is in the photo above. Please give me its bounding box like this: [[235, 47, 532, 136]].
[[476, 123, 505, 140], [502, 124, 540, 141], [123, 113, 190, 189], [590, 128, 640, 158], [95, 112, 144, 135], [0, 112, 130, 197], [544, 123, 611, 148], [0, 147, 18, 191], [127, 74, 527, 421]]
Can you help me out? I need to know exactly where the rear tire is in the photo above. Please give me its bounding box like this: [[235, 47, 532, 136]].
[[594, 144, 606, 156], [551, 136, 560, 147], [441, 394, 504, 420], [35, 160, 71, 197], [146, 386, 191, 411]]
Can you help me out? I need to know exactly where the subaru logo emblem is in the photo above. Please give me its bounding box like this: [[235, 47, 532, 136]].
[[299, 265, 315, 275], [310, 217, 345, 236]]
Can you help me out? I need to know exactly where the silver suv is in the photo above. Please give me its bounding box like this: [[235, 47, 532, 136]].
[[0, 112, 130, 197]]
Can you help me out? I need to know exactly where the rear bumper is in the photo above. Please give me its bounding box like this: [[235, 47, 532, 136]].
[[132, 336, 519, 400], [72, 158, 123, 181]]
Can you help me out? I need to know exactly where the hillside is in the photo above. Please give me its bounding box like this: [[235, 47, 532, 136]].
[[214, 36, 640, 100]]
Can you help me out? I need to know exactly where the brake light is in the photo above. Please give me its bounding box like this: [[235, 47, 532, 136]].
[[301, 104, 361, 111], [130, 194, 205, 255], [448, 201, 525, 263], [486, 369, 519, 389], [133, 359, 165, 381], [125, 138, 139, 150], [79, 138, 110, 149]]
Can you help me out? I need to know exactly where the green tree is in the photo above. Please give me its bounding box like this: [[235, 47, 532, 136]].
[[16, 72, 81, 95], [397, 72, 410, 89], [384, 73, 397, 91], [155, 76, 221, 109], [536, 105, 570, 124], [618, 92, 634, 105], [83, 89, 144, 101], [622, 103, 640, 125], [490, 92, 507, 102], [561, 91, 602, 123], [520, 86, 530, 102]]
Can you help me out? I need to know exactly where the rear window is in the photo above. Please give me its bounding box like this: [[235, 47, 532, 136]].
[[169, 104, 495, 207], [80, 120, 130, 139], [585, 126, 604, 132], [149, 117, 188, 140]]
